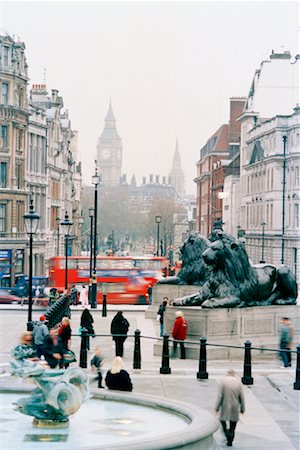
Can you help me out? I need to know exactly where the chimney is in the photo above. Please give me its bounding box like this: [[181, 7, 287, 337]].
[[142, 176, 146, 185], [162, 176, 166, 184], [155, 175, 159, 184], [149, 174, 153, 183]]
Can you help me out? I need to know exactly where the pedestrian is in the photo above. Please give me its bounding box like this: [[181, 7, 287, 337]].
[[43, 328, 63, 369], [172, 310, 187, 359], [79, 285, 89, 307], [58, 317, 72, 369], [70, 285, 79, 306], [91, 346, 105, 388], [49, 287, 59, 306], [32, 315, 49, 358], [80, 308, 95, 350], [105, 356, 133, 391], [279, 317, 291, 368], [215, 369, 245, 447], [157, 297, 168, 337], [147, 283, 153, 305], [286, 317, 295, 367], [110, 311, 130, 357]]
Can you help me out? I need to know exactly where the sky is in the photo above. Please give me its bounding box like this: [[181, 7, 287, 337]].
[[0, 1, 299, 194]]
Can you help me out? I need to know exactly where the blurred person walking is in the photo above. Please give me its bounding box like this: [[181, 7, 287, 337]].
[[79, 285, 89, 307], [157, 297, 168, 337], [279, 317, 291, 368], [32, 315, 49, 358], [215, 369, 245, 447]]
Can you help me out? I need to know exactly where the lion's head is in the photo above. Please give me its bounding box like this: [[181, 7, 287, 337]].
[[177, 232, 210, 284], [202, 232, 257, 291]]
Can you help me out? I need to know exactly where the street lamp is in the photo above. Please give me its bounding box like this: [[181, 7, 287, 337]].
[[260, 221, 266, 264], [91, 169, 101, 308], [56, 216, 60, 256], [88, 207, 94, 302], [61, 211, 73, 291], [155, 213, 162, 256], [24, 196, 40, 331]]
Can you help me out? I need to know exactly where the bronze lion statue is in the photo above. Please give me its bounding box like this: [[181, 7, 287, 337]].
[[173, 231, 297, 308], [159, 232, 210, 285]]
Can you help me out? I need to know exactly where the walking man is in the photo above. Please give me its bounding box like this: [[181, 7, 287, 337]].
[[215, 369, 245, 447], [157, 297, 168, 337], [32, 315, 49, 358], [279, 317, 291, 368]]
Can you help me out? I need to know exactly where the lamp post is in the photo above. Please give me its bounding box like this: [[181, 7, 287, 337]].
[[91, 169, 101, 308], [61, 211, 73, 291], [155, 214, 162, 256], [56, 216, 60, 256], [260, 221, 266, 264], [88, 207, 94, 302], [24, 196, 40, 331], [281, 135, 287, 264]]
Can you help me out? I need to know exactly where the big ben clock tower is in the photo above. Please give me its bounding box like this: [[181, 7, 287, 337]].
[[97, 101, 123, 186]]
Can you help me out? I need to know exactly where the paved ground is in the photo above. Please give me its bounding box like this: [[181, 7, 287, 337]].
[[0, 304, 299, 450]]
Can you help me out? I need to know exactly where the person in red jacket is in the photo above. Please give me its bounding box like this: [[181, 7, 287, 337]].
[[172, 310, 187, 359]]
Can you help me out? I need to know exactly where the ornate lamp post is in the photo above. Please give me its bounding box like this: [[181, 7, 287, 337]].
[[24, 197, 40, 331], [155, 213, 162, 256], [88, 207, 94, 302], [56, 216, 60, 256], [61, 211, 73, 291], [91, 169, 101, 308], [260, 221, 266, 263]]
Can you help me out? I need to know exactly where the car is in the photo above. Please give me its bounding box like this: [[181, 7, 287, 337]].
[[0, 289, 20, 304]]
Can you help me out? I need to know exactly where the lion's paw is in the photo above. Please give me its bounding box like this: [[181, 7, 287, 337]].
[[201, 299, 214, 308]]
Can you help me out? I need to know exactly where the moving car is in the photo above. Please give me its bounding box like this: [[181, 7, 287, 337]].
[[0, 289, 20, 304]]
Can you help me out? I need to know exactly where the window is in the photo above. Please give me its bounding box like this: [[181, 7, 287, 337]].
[[16, 161, 24, 189], [3, 46, 8, 66], [0, 162, 7, 187], [16, 201, 24, 232], [294, 204, 299, 229], [1, 83, 8, 105], [0, 204, 6, 233], [1, 126, 8, 148], [295, 167, 299, 187]]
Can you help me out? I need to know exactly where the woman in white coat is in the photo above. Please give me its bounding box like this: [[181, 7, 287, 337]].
[[215, 369, 245, 447], [79, 285, 89, 307]]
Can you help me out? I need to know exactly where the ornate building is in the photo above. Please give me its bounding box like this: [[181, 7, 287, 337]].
[[97, 102, 122, 186], [0, 33, 29, 286], [169, 138, 185, 198]]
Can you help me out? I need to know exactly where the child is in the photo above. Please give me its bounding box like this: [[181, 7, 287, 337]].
[[90, 347, 104, 388]]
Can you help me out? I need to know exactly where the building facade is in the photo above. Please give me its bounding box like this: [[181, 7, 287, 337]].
[[238, 51, 299, 280], [0, 33, 29, 286]]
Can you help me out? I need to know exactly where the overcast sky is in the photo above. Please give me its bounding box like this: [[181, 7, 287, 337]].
[[1, 1, 299, 194]]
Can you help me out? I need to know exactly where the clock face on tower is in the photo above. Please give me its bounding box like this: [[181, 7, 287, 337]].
[[101, 149, 110, 160]]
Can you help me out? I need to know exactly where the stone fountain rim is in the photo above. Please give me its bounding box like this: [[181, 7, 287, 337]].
[[1, 385, 219, 450]]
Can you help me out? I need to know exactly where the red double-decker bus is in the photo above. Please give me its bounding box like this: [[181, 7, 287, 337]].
[[48, 255, 167, 304]]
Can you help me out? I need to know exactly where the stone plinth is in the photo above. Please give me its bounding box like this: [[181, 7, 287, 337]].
[[145, 284, 200, 319], [152, 286, 299, 359]]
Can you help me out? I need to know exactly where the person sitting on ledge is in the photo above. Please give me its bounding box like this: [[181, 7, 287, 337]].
[[105, 356, 133, 392]]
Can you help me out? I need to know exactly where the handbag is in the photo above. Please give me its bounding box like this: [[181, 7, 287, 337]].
[[62, 350, 77, 364]]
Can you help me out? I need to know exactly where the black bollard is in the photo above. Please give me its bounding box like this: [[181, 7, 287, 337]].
[[160, 333, 171, 374], [197, 337, 208, 380], [102, 293, 107, 317], [79, 327, 88, 368], [242, 340, 253, 385], [133, 329, 141, 369], [294, 344, 300, 390]]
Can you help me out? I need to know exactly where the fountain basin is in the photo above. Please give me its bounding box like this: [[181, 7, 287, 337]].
[[0, 386, 219, 449]]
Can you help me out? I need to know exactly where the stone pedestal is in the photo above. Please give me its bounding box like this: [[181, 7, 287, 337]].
[[152, 285, 299, 360]]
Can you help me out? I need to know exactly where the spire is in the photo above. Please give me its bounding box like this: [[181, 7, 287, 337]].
[[169, 138, 185, 197], [105, 99, 116, 122]]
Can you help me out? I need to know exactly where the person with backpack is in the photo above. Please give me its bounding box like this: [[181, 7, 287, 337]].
[[110, 311, 130, 357]]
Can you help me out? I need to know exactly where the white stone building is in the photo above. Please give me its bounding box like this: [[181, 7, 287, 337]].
[[237, 51, 299, 280]]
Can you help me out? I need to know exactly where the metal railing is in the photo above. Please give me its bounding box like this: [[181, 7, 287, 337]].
[[77, 330, 300, 391]]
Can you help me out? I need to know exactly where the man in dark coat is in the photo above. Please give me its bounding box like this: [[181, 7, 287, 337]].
[[157, 297, 168, 337], [110, 311, 130, 357]]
